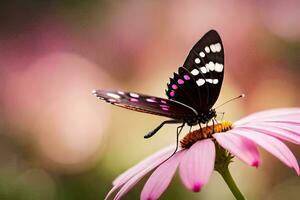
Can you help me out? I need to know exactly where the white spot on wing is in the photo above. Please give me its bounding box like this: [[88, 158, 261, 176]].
[[146, 98, 156, 103], [200, 67, 207, 73], [129, 93, 139, 98], [118, 91, 125, 95], [213, 79, 219, 84], [215, 43, 222, 52], [205, 46, 210, 53], [210, 44, 216, 53], [107, 92, 121, 99], [215, 63, 224, 72], [205, 64, 210, 72], [108, 98, 117, 102], [191, 68, 199, 76], [206, 79, 213, 83], [208, 61, 215, 71], [196, 79, 205, 86], [199, 52, 205, 58], [195, 58, 201, 64]]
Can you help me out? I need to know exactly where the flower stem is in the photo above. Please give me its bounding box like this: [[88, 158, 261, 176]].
[[218, 166, 246, 200]]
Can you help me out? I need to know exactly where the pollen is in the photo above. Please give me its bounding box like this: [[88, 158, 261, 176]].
[[180, 121, 233, 149]]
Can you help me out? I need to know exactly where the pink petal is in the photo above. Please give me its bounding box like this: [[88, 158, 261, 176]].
[[235, 108, 300, 126], [232, 129, 300, 175], [265, 122, 300, 136], [213, 132, 261, 167], [236, 123, 300, 144], [179, 139, 215, 192], [140, 151, 185, 200], [105, 146, 176, 200], [257, 119, 300, 125], [112, 145, 175, 186], [237, 121, 300, 134]]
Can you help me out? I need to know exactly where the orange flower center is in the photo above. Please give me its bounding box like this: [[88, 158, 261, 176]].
[[180, 121, 233, 149]]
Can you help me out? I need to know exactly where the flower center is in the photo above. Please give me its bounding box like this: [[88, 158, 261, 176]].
[[180, 121, 233, 149]]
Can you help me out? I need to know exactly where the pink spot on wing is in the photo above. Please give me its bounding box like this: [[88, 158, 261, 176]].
[[170, 90, 175, 97], [192, 182, 203, 192], [184, 75, 190, 80], [130, 98, 138, 102], [172, 84, 178, 90], [160, 104, 169, 108], [177, 79, 184, 84], [162, 107, 169, 111], [160, 100, 167, 104]]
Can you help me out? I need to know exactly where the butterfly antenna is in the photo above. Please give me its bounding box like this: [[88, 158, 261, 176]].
[[214, 94, 245, 109]]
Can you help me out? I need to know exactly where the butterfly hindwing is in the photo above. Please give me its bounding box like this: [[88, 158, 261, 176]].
[[93, 90, 197, 120]]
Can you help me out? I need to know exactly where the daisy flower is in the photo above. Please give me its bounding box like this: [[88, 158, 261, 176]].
[[106, 108, 300, 200]]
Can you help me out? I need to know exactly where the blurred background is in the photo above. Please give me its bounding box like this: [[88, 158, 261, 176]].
[[0, 0, 300, 199]]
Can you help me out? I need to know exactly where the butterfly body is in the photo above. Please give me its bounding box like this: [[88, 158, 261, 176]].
[[93, 30, 224, 138]]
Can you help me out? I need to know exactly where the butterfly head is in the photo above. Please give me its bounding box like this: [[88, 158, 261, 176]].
[[199, 109, 217, 123], [186, 109, 216, 126]]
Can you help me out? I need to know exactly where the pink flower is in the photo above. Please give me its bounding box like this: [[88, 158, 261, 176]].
[[106, 108, 300, 200]]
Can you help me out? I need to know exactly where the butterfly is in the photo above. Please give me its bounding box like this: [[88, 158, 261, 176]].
[[93, 30, 224, 139]]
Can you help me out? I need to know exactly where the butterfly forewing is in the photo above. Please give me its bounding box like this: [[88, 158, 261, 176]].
[[166, 30, 224, 112], [93, 90, 197, 120]]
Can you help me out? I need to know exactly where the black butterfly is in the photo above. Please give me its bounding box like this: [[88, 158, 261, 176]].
[[93, 30, 224, 139]]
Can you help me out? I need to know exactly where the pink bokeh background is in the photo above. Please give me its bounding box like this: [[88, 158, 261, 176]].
[[0, 1, 299, 199]]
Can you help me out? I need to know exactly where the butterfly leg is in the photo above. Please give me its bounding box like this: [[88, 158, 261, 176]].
[[168, 122, 186, 159], [144, 120, 182, 139], [198, 123, 203, 134], [212, 118, 215, 134], [213, 117, 218, 124], [215, 118, 219, 124], [159, 122, 185, 164]]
